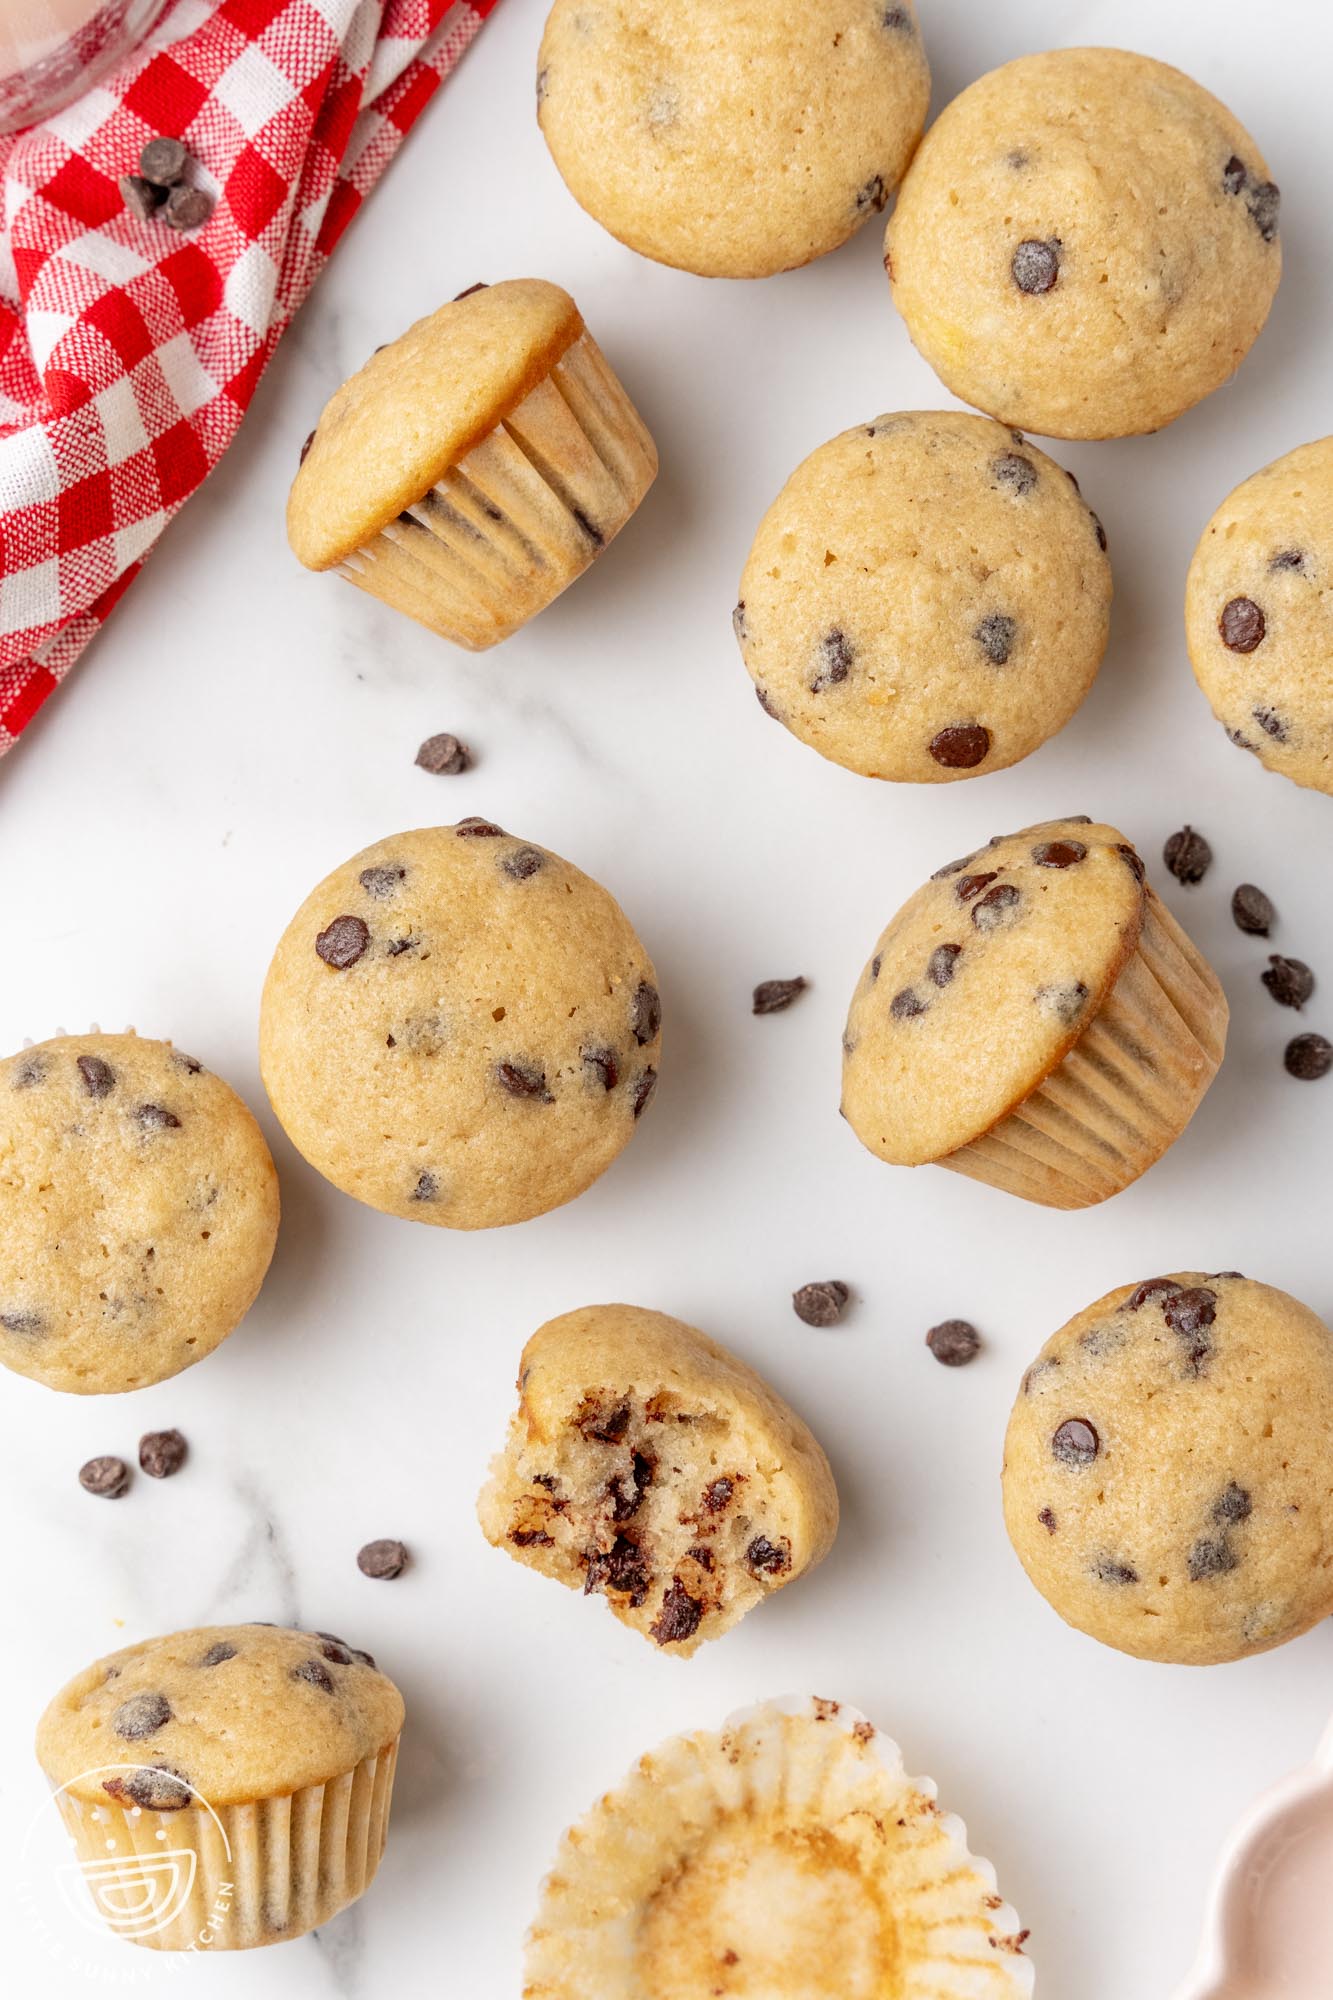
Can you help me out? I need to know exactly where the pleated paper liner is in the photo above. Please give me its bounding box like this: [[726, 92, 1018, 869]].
[[338, 328, 658, 649], [50, 1739, 398, 1951], [525, 1696, 1032, 1998], [941, 886, 1228, 1210]]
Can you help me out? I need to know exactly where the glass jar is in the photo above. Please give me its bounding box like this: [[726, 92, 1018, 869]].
[[0, 0, 171, 134]]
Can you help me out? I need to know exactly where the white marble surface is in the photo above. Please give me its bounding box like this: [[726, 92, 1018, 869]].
[[2, 0, 1332, 1991]]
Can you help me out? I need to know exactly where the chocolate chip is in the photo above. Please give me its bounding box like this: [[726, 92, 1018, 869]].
[[582, 1046, 619, 1091], [1213, 1483, 1252, 1525], [1032, 840, 1086, 869], [139, 136, 186, 186], [1188, 1537, 1239, 1582], [503, 846, 544, 880], [1163, 826, 1212, 886], [80, 1455, 130, 1497], [1052, 1419, 1099, 1467], [358, 865, 404, 898], [1285, 1033, 1333, 1081], [703, 1477, 734, 1513], [1115, 843, 1146, 884], [319, 1637, 354, 1664], [72, 1053, 115, 1098], [120, 173, 166, 220], [511, 1528, 553, 1547], [1269, 548, 1305, 573], [1038, 1507, 1058, 1534], [139, 1430, 187, 1479], [106, 1765, 191, 1811], [163, 185, 214, 232], [0, 1308, 45, 1336], [1247, 180, 1280, 242], [1220, 597, 1266, 652], [1093, 1557, 1139, 1586], [956, 871, 999, 902], [199, 1642, 237, 1667], [1231, 884, 1275, 936], [292, 1658, 335, 1692], [112, 1691, 173, 1740], [881, 4, 913, 26], [580, 1401, 630, 1444], [1263, 956, 1314, 1010], [414, 732, 470, 775], [972, 882, 1022, 931], [316, 914, 370, 968], [608, 1453, 654, 1522], [453, 281, 489, 300], [793, 1280, 849, 1327], [926, 1319, 980, 1366], [1125, 1277, 1183, 1311], [856, 174, 888, 214], [993, 452, 1038, 496], [12, 1053, 49, 1088], [584, 1534, 650, 1604], [1163, 1287, 1217, 1339], [1011, 238, 1060, 293], [928, 942, 962, 986], [732, 600, 748, 641], [811, 628, 854, 692], [929, 724, 990, 768], [1036, 980, 1089, 1026], [1090, 512, 1108, 552], [456, 817, 504, 837], [630, 981, 661, 1045], [630, 1068, 657, 1117], [357, 1537, 409, 1579], [1222, 155, 1248, 196], [755, 685, 780, 718], [745, 1535, 792, 1576], [974, 613, 1016, 665], [299, 429, 315, 465], [753, 977, 807, 1014], [650, 1579, 704, 1645], [1252, 705, 1287, 743], [890, 988, 927, 1019], [495, 1060, 552, 1102]]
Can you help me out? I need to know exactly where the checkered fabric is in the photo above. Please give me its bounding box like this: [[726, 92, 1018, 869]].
[[0, 0, 500, 756]]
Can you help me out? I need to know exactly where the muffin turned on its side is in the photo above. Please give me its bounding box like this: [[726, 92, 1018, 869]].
[[841, 818, 1227, 1208], [287, 279, 657, 649]]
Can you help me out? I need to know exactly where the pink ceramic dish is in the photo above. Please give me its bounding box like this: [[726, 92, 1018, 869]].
[[1174, 1716, 1333, 1998]]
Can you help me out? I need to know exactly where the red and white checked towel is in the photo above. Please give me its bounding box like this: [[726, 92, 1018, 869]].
[[0, 0, 500, 757]]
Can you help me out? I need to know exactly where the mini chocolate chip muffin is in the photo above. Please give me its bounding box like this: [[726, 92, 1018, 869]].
[[525, 1698, 1032, 1996], [841, 819, 1227, 1208], [1004, 1275, 1333, 1665], [536, 0, 930, 279], [259, 824, 661, 1230], [35, 1623, 404, 1949], [0, 1035, 279, 1395], [288, 279, 657, 648], [886, 49, 1281, 439], [478, 1306, 838, 1656], [736, 411, 1112, 781], [1185, 437, 1333, 795]]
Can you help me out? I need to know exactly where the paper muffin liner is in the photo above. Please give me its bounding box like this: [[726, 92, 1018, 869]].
[[525, 1695, 1032, 1998], [337, 327, 657, 649], [941, 886, 1227, 1209], [49, 1738, 398, 1951]]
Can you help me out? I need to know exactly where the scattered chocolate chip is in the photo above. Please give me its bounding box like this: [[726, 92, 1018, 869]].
[[584, 1534, 650, 1604], [1163, 826, 1212, 886], [580, 1400, 630, 1444], [1263, 955, 1314, 1010], [199, 1641, 237, 1667], [811, 628, 854, 692], [1219, 597, 1266, 653], [1231, 884, 1275, 936], [703, 1477, 734, 1513], [687, 1545, 714, 1570], [855, 174, 888, 214], [456, 817, 504, 837], [869, 955, 882, 981], [755, 685, 780, 718], [928, 942, 963, 986], [929, 723, 990, 768], [630, 1068, 657, 1117], [956, 871, 999, 903], [139, 1430, 187, 1479], [357, 1538, 409, 1579], [291, 1657, 335, 1692], [1163, 1287, 1217, 1339], [453, 281, 489, 300], [992, 452, 1038, 496], [753, 977, 807, 1015], [650, 1579, 704, 1645], [1114, 844, 1145, 884], [1093, 1556, 1139, 1586], [1052, 1419, 1099, 1467], [163, 185, 213, 232], [1285, 1033, 1333, 1081], [120, 173, 166, 221], [608, 1453, 654, 1522], [317, 1636, 353, 1665], [358, 864, 404, 898], [890, 987, 927, 1019], [139, 136, 187, 186], [972, 882, 1022, 931], [106, 1765, 191, 1811], [414, 732, 470, 775], [1213, 1483, 1252, 1525], [0, 1308, 46, 1336], [316, 914, 370, 968], [73, 1054, 116, 1098], [1247, 180, 1280, 242], [495, 1060, 552, 1102], [1090, 512, 1108, 551], [503, 846, 544, 880], [405, 1172, 438, 1206], [881, 4, 913, 26], [793, 1280, 849, 1328], [630, 981, 661, 1045], [1253, 706, 1288, 742], [1037, 1507, 1058, 1534], [511, 1528, 553, 1547], [1188, 1537, 1239, 1582], [1011, 237, 1060, 293], [926, 1318, 981, 1366], [1269, 548, 1305, 573], [1032, 840, 1086, 869], [745, 1535, 792, 1576], [1035, 980, 1089, 1026], [582, 1046, 619, 1091], [974, 613, 1017, 665], [1222, 155, 1248, 196], [299, 429, 315, 465], [1125, 1276, 1183, 1311], [12, 1053, 49, 1088], [732, 601, 748, 641], [80, 1455, 130, 1498], [113, 1691, 172, 1739]]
